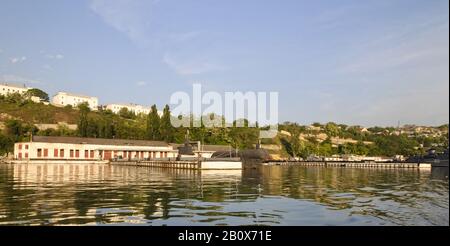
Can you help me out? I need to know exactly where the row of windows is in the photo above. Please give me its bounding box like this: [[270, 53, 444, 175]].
[[35, 148, 95, 159], [1, 88, 26, 93], [18, 144, 29, 150], [113, 151, 169, 158], [17, 148, 169, 159], [17, 153, 28, 158]]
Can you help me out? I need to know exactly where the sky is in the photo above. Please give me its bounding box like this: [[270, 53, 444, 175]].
[[0, 0, 448, 127]]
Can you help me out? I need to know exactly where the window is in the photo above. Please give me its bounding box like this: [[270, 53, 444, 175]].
[[54, 149, 59, 157], [43, 149, 48, 157], [37, 149, 42, 157], [85, 150, 89, 158], [25, 153, 28, 158], [90, 150, 94, 158], [60, 149, 64, 157], [18, 144, 22, 150], [18, 153, 22, 159], [25, 145, 28, 150], [70, 149, 74, 158], [75, 150, 80, 158]]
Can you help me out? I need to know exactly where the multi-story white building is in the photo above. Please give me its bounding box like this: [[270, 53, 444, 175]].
[[1, 82, 42, 103], [106, 103, 163, 116], [52, 92, 98, 110], [0, 82, 31, 96]]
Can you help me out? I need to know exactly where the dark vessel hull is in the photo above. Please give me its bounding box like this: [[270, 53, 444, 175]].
[[430, 159, 449, 167]]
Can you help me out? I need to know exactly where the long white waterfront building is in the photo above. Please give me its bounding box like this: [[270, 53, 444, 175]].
[[14, 136, 178, 161]]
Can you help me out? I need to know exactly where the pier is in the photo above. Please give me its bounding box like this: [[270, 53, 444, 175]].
[[110, 159, 243, 170], [111, 160, 200, 169], [262, 161, 432, 169]]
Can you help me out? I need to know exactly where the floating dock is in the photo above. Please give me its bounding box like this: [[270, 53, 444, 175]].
[[263, 161, 431, 169]]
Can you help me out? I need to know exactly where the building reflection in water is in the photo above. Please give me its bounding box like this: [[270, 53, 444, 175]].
[[0, 163, 448, 225]]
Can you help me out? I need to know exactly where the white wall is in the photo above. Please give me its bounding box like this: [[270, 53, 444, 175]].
[[52, 92, 98, 110], [200, 161, 243, 170], [0, 84, 31, 96], [14, 142, 176, 160], [106, 104, 151, 115]]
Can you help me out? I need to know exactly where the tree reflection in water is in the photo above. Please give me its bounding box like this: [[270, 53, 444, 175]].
[[0, 163, 448, 225]]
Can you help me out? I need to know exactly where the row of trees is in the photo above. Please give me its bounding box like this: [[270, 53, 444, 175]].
[[0, 119, 38, 156], [76, 103, 175, 142], [75, 102, 259, 149]]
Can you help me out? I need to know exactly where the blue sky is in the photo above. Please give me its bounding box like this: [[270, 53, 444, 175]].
[[0, 0, 448, 127]]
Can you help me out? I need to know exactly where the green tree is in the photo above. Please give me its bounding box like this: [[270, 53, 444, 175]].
[[3, 119, 37, 142], [0, 133, 14, 156], [228, 124, 259, 150], [289, 127, 302, 158], [146, 105, 161, 140], [77, 102, 90, 137], [159, 105, 174, 142], [118, 107, 135, 119], [325, 122, 340, 137], [24, 88, 49, 102]]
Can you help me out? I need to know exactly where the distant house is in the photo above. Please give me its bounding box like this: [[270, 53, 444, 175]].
[[105, 103, 151, 115], [105, 103, 162, 116], [0, 82, 31, 95], [52, 92, 98, 110], [0, 82, 41, 103], [306, 125, 322, 131]]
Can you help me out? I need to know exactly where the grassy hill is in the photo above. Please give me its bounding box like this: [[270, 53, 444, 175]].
[[0, 100, 80, 124]]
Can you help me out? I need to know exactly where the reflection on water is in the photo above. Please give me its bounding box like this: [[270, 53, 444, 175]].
[[0, 164, 448, 226]]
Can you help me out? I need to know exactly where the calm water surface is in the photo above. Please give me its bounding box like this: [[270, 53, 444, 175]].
[[0, 164, 448, 226]]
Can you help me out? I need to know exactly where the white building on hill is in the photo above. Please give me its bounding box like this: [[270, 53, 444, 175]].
[[106, 103, 151, 115], [106, 103, 163, 116], [1, 82, 42, 103], [52, 92, 98, 110], [0, 82, 31, 95]]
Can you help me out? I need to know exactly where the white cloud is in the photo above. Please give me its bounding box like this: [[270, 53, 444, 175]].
[[0, 74, 42, 84], [168, 31, 202, 43], [42, 64, 53, 70], [89, 0, 158, 46], [0, 49, 3, 53], [163, 53, 227, 75], [89, 0, 227, 75], [336, 17, 449, 75], [136, 81, 147, 86], [313, 5, 358, 30], [46, 54, 64, 59], [10, 56, 27, 64]]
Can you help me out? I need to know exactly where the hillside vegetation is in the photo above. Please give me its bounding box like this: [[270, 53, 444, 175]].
[[0, 92, 448, 158]]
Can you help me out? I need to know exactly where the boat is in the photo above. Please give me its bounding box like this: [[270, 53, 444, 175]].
[[422, 149, 449, 168]]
